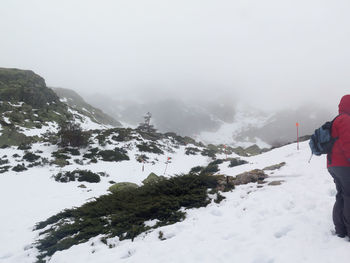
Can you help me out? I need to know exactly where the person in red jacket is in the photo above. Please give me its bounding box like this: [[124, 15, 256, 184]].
[[328, 94, 350, 238]]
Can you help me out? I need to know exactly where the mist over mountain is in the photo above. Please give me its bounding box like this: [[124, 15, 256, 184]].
[[86, 93, 333, 147], [86, 93, 235, 135]]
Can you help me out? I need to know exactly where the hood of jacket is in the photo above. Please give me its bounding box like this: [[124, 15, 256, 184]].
[[339, 95, 350, 115]]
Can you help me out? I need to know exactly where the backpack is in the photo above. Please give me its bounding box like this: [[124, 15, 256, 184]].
[[309, 116, 339, 163]]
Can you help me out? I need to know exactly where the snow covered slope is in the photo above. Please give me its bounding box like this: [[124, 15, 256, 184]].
[[1, 139, 349, 263]]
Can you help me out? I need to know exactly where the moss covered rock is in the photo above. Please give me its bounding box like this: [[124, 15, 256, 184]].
[[108, 182, 139, 193], [142, 173, 165, 185]]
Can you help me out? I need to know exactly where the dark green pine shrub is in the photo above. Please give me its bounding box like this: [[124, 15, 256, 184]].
[[136, 142, 164, 154], [0, 165, 11, 174], [98, 148, 129, 162], [53, 170, 101, 183], [189, 160, 222, 175], [12, 164, 27, 172], [185, 147, 201, 155], [189, 166, 204, 174], [0, 158, 9, 165], [228, 158, 248, 168], [83, 147, 99, 159], [17, 143, 32, 150], [23, 152, 41, 162], [34, 173, 222, 261], [51, 151, 71, 160], [201, 148, 217, 158], [201, 163, 220, 174], [58, 121, 90, 148]]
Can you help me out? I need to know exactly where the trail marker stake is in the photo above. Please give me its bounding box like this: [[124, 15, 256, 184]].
[[164, 157, 171, 175], [296, 122, 299, 150]]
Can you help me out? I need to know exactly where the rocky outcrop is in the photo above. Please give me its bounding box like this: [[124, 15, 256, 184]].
[[213, 169, 268, 191], [0, 68, 61, 108]]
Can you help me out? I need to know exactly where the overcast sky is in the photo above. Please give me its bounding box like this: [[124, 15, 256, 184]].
[[1, 0, 350, 111]]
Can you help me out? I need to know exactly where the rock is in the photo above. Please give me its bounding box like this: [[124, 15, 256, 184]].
[[268, 180, 284, 186], [142, 172, 165, 185], [108, 182, 139, 193], [233, 169, 268, 185], [211, 169, 268, 191], [244, 145, 262, 156], [78, 184, 87, 188], [263, 162, 286, 171], [212, 174, 235, 192]]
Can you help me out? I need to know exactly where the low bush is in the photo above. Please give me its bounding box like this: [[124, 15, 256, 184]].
[[201, 148, 217, 158], [18, 143, 31, 150], [58, 121, 90, 148], [136, 142, 164, 154], [23, 152, 41, 162], [98, 148, 129, 162], [0, 165, 11, 174], [53, 169, 101, 183], [12, 164, 27, 172], [52, 151, 71, 160], [228, 158, 248, 168], [0, 158, 9, 165], [83, 147, 99, 159], [185, 147, 201, 155], [51, 158, 70, 167], [34, 173, 222, 261]]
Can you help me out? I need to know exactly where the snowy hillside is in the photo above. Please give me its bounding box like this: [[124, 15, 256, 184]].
[[1, 138, 349, 263]]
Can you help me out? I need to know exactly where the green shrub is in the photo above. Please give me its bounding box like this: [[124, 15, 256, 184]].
[[52, 151, 71, 160], [201, 164, 219, 174], [189, 166, 203, 174], [201, 148, 217, 158], [23, 152, 40, 162], [0, 158, 9, 165], [185, 147, 201, 155], [34, 173, 221, 260], [98, 148, 129, 162], [228, 158, 248, 168], [18, 143, 32, 150], [136, 142, 163, 154], [83, 147, 99, 159], [0, 165, 11, 174], [12, 164, 27, 172], [54, 170, 101, 183], [51, 158, 69, 167], [58, 121, 90, 148]]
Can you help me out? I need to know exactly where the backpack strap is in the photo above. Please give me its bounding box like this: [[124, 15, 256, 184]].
[[327, 115, 341, 165]]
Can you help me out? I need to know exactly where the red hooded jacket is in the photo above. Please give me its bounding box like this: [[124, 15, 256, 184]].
[[328, 95, 350, 167]]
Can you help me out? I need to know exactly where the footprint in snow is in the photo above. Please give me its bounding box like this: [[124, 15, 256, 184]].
[[120, 249, 136, 259], [210, 209, 223, 217], [274, 225, 293, 239]]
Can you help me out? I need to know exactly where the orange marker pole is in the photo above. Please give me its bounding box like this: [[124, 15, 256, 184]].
[[296, 122, 299, 150], [164, 157, 171, 175]]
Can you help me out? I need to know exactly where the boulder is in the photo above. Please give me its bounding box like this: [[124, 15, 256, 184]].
[[108, 182, 139, 193], [234, 169, 267, 185], [263, 162, 286, 171], [142, 172, 165, 185]]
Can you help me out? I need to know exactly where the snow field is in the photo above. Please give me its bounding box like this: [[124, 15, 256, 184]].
[[1, 140, 350, 262], [48, 142, 350, 263]]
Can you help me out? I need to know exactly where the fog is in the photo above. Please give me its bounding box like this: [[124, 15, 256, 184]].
[[1, 0, 350, 112]]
